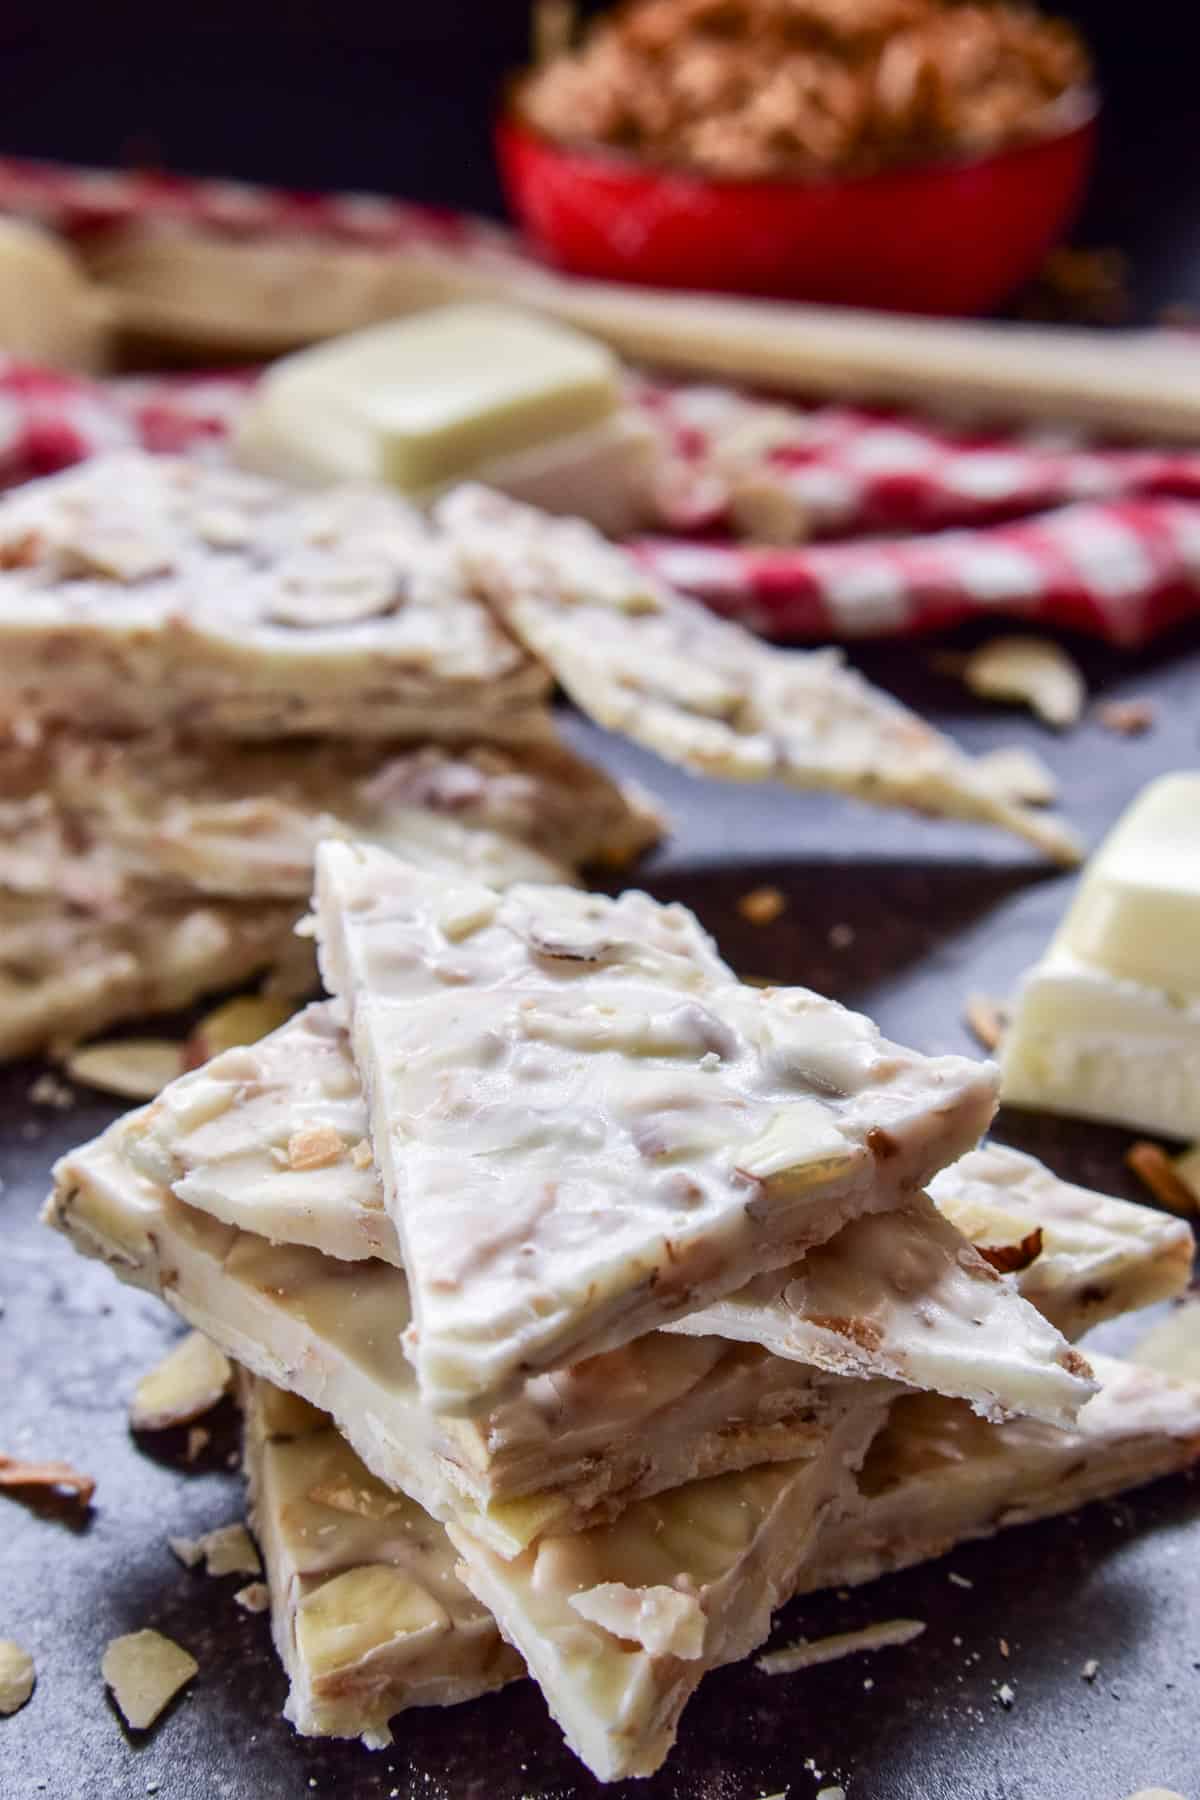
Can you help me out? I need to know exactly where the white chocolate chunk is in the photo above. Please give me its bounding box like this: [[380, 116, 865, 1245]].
[[801, 1352, 1200, 1596], [671, 1190, 1094, 1428], [48, 1123, 858, 1555], [241, 1371, 521, 1743], [0, 453, 549, 742], [1002, 774, 1200, 1135], [101, 1629, 198, 1730], [315, 843, 998, 1414], [130, 1330, 232, 1431], [448, 1390, 892, 1781], [0, 1640, 35, 1714], [437, 485, 1081, 863], [169, 1522, 261, 1577]]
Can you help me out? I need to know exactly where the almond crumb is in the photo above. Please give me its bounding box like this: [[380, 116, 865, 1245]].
[[185, 1427, 211, 1463], [1126, 1142, 1199, 1217], [170, 1523, 261, 1577], [964, 993, 1009, 1052], [999, 1637, 1010, 1658], [287, 1123, 345, 1172], [234, 1582, 270, 1614], [738, 885, 786, 926], [350, 1138, 374, 1170], [977, 1227, 1043, 1275], [1095, 698, 1155, 736]]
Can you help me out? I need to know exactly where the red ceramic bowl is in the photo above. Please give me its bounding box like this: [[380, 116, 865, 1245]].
[[497, 95, 1097, 316]]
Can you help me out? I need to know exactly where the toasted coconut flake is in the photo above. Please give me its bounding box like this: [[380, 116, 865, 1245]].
[[0, 1640, 35, 1715], [959, 636, 1086, 729], [975, 745, 1059, 807], [183, 995, 296, 1070], [964, 993, 1009, 1053], [1126, 1142, 1199, 1217], [131, 1331, 232, 1432], [169, 1523, 261, 1578], [757, 1617, 925, 1674], [286, 1123, 345, 1172], [234, 1582, 270, 1614], [1095, 698, 1155, 736], [0, 1453, 94, 1505], [977, 1227, 1044, 1275], [737, 885, 786, 926], [101, 1629, 197, 1730], [66, 1038, 184, 1101]]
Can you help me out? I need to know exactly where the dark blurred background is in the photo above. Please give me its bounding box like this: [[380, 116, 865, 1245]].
[[0, 0, 1195, 318]]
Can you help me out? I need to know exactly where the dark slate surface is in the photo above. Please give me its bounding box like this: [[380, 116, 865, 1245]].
[[3, 619, 1199, 1800]]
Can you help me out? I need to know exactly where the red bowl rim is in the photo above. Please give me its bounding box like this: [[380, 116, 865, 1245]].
[[499, 83, 1099, 194]]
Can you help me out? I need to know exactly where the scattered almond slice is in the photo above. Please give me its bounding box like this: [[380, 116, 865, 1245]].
[[0, 1453, 94, 1505], [1095, 698, 1155, 736], [757, 1617, 926, 1675], [737, 885, 786, 926], [974, 745, 1059, 807], [976, 1227, 1044, 1275], [183, 994, 297, 1071], [964, 993, 1009, 1053], [65, 1038, 184, 1101], [169, 1523, 261, 1578], [959, 636, 1086, 729], [0, 1640, 35, 1715], [1126, 1142, 1199, 1217], [1171, 1143, 1200, 1206], [130, 1332, 232, 1432], [234, 1582, 270, 1614], [101, 1629, 197, 1731]]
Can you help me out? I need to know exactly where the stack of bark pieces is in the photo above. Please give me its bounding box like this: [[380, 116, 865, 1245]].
[[0, 441, 1088, 1065], [48, 845, 1200, 1783]]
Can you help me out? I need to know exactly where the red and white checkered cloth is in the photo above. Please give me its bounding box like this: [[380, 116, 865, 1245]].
[[2, 152, 1200, 648]]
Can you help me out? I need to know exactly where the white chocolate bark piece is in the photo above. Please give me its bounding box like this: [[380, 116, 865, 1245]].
[[931, 1144, 1195, 1339], [668, 1191, 1094, 1428], [436, 485, 1081, 864], [0, 731, 661, 906], [234, 305, 656, 536], [1002, 774, 1200, 1135], [0, 891, 302, 1060], [0, 453, 548, 742], [447, 1386, 893, 1782], [801, 1351, 1200, 1595], [314, 843, 999, 1415], [240, 1370, 522, 1744], [47, 1123, 863, 1555]]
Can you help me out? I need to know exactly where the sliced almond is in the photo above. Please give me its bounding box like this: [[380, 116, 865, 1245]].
[[183, 995, 296, 1070], [0, 1640, 35, 1715], [1126, 1142, 1199, 1217], [169, 1523, 261, 1578], [976, 1227, 1044, 1275], [959, 636, 1086, 729], [757, 1617, 926, 1674], [0, 1453, 94, 1505], [101, 1629, 198, 1730], [964, 993, 1009, 1053], [296, 1566, 449, 1678], [130, 1332, 232, 1433], [286, 1123, 345, 1172], [65, 1038, 184, 1101], [974, 745, 1059, 807]]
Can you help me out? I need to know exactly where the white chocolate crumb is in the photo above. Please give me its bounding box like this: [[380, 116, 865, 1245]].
[[1081, 1658, 1100, 1682], [0, 1639, 35, 1714], [995, 1682, 1016, 1708], [947, 1572, 973, 1589], [101, 1629, 197, 1730]]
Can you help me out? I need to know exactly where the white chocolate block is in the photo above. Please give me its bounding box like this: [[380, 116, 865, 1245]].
[[0, 453, 549, 741], [448, 1387, 892, 1782], [436, 484, 1081, 863], [1002, 774, 1200, 1135], [47, 1121, 861, 1556], [241, 1372, 521, 1745], [314, 844, 998, 1415], [801, 1352, 1200, 1595]]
